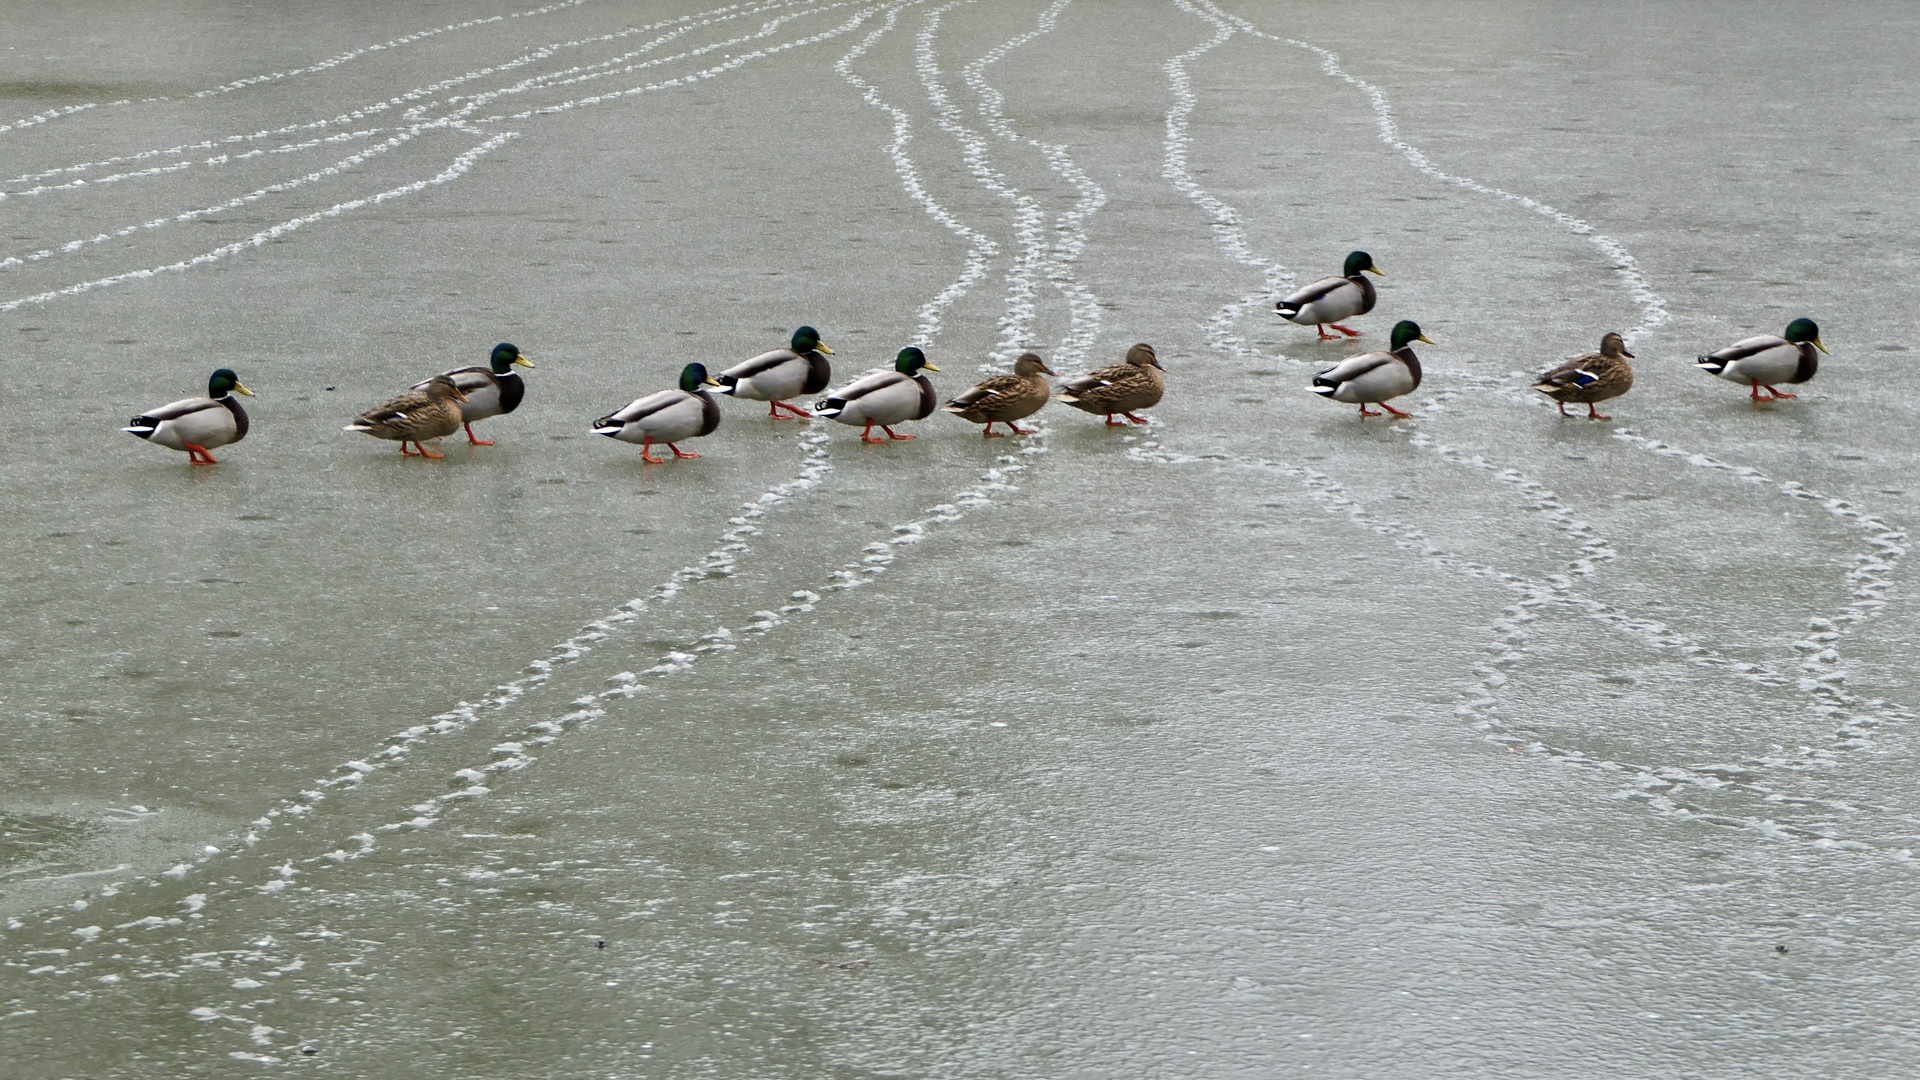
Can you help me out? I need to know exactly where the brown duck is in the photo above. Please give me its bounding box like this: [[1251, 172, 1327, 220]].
[[1058, 343, 1164, 425], [1533, 332, 1634, 420], [942, 352, 1055, 436], [345, 374, 471, 458]]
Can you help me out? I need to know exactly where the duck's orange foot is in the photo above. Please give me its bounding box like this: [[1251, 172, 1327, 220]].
[[883, 426, 915, 440], [464, 424, 495, 446], [668, 444, 701, 459], [1123, 412, 1150, 425], [1330, 324, 1363, 337]]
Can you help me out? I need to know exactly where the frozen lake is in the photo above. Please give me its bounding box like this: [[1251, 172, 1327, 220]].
[[4, 0, 1918, 1074]]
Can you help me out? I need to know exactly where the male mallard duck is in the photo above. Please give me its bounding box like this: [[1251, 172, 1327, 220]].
[[1697, 317, 1826, 405], [814, 347, 940, 442], [712, 326, 833, 418], [1276, 251, 1383, 339], [345, 374, 470, 458], [413, 342, 533, 445], [1058, 342, 1163, 425], [1534, 332, 1634, 420], [593, 363, 722, 462], [1310, 319, 1431, 419], [124, 368, 254, 465], [943, 352, 1055, 436]]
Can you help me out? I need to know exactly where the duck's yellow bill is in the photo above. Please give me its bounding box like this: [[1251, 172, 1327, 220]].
[[922, 363, 941, 371], [515, 355, 536, 368], [1813, 338, 1829, 354], [703, 376, 722, 386], [1416, 333, 1435, 344], [233, 382, 256, 396], [818, 344, 835, 355], [1367, 265, 1386, 276]]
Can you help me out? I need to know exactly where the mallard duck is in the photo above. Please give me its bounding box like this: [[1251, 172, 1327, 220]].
[[1534, 332, 1634, 420], [943, 352, 1055, 436], [1058, 342, 1163, 425], [814, 347, 940, 442], [1697, 317, 1826, 405], [1276, 251, 1383, 339], [412, 342, 533, 445], [1310, 319, 1431, 418], [124, 368, 254, 465], [593, 363, 722, 462], [712, 326, 833, 418], [344, 374, 470, 458]]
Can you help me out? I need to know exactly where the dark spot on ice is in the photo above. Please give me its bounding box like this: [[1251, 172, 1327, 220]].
[[108, 339, 139, 345], [301, 1047, 318, 1055], [207, 630, 243, 639], [237, 514, 274, 522], [998, 539, 1031, 547], [538, 478, 567, 484], [835, 756, 869, 768], [1833, 454, 1864, 461], [878, 782, 907, 791], [325, 386, 336, 391], [1189, 611, 1242, 620], [1877, 345, 1909, 352], [1599, 675, 1635, 686], [1775, 945, 1788, 954], [596, 940, 606, 949], [1171, 641, 1210, 649]]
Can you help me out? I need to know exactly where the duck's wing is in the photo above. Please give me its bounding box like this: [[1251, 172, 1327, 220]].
[[1535, 351, 1606, 389], [128, 396, 221, 429], [815, 369, 904, 414], [944, 373, 1025, 410], [1700, 334, 1788, 366], [1059, 363, 1127, 398], [1276, 275, 1348, 310], [599, 389, 687, 426], [356, 387, 435, 425], [720, 348, 800, 381], [1314, 352, 1394, 385], [414, 366, 497, 394]]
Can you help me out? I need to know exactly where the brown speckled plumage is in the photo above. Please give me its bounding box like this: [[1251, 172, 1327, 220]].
[[943, 353, 1055, 434], [1058, 343, 1163, 424]]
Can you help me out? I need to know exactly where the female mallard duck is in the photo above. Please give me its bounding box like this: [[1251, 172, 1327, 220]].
[[1058, 342, 1163, 425], [1534, 332, 1634, 420], [813, 347, 940, 442], [943, 352, 1055, 436], [1697, 317, 1826, 404], [712, 326, 833, 418], [1276, 251, 1383, 339], [344, 374, 470, 458], [1310, 319, 1431, 418], [593, 363, 722, 462], [124, 368, 254, 465], [412, 342, 533, 445]]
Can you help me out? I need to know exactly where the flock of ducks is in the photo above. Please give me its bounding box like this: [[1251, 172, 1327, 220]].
[[121, 251, 1829, 464], [1276, 250, 1829, 421]]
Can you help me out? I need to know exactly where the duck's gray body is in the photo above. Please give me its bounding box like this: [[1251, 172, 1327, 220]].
[[814, 369, 938, 428], [1277, 273, 1376, 328], [1312, 347, 1422, 405], [125, 395, 249, 453], [1697, 335, 1818, 387], [712, 348, 831, 402], [593, 389, 721, 445]]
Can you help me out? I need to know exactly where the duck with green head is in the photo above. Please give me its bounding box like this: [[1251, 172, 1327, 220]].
[[124, 368, 254, 465], [1696, 317, 1826, 405], [813, 347, 940, 442], [412, 342, 534, 445], [712, 326, 833, 418], [593, 362, 723, 462], [1276, 250, 1383, 339], [1310, 319, 1432, 418]]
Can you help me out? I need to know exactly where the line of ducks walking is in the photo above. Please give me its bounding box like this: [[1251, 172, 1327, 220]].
[[123, 250, 1829, 464]]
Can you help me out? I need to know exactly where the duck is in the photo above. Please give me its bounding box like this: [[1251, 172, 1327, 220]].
[[593, 363, 722, 462], [712, 326, 833, 418], [1696, 317, 1826, 405], [412, 342, 533, 445], [1058, 342, 1164, 425], [344, 374, 470, 458], [1533, 332, 1635, 420], [1310, 319, 1431, 418], [943, 352, 1055, 436], [1276, 250, 1383, 339], [124, 368, 254, 465], [813, 347, 940, 442]]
